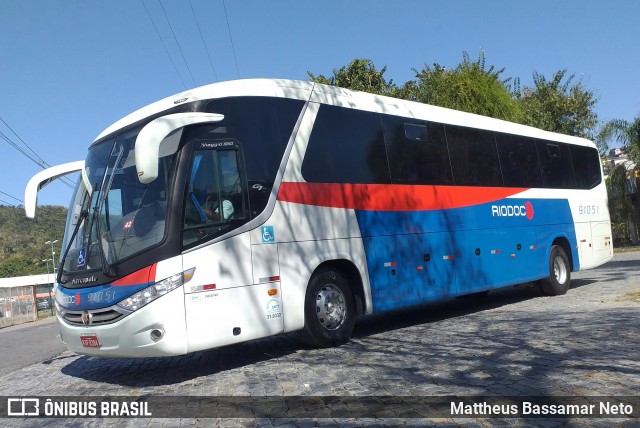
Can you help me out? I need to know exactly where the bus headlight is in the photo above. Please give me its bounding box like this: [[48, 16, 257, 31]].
[[117, 268, 195, 312]]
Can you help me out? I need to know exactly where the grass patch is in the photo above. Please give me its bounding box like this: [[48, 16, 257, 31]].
[[613, 245, 640, 253]]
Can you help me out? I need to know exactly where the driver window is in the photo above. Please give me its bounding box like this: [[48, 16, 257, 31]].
[[182, 147, 245, 246], [207, 151, 240, 221]]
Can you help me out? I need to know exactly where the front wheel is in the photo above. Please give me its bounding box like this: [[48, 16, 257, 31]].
[[539, 245, 571, 296], [302, 268, 355, 347]]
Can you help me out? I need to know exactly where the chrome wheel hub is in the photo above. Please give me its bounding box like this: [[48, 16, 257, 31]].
[[554, 257, 568, 284], [315, 284, 346, 331]]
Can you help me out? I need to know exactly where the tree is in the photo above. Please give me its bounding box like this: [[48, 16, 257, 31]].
[[0, 205, 67, 277], [598, 115, 640, 245], [307, 52, 600, 139], [606, 163, 637, 245], [517, 70, 598, 139], [0, 256, 35, 277], [401, 51, 522, 122], [597, 116, 640, 161], [308, 59, 397, 96]]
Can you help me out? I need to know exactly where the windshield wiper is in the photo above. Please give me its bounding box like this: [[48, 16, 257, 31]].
[[57, 209, 89, 285], [92, 207, 117, 278], [92, 144, 125, 278]]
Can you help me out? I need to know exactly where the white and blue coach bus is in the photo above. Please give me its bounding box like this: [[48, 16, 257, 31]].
[[25, 79, 612, 357]]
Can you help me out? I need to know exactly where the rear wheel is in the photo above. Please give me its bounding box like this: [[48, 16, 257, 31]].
[[302, 268, 355, 347], [539, 245, 571, 295]]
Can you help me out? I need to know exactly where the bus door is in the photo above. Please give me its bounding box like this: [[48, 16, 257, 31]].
[[180, 139, 282, 350], [182, 233, 257, 350]]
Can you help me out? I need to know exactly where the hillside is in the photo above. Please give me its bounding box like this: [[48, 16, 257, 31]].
[[0, 205, 67, 277]]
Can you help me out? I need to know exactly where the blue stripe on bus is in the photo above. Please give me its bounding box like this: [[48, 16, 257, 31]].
[[355, 198, 578, 312], [55, 282, 150, 310]]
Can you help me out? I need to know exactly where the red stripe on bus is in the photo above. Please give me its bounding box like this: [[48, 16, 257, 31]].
[[112, 263, 157, 286], [277, 182, 527, 211]]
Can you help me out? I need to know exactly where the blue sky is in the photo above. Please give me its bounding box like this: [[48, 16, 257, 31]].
[[1, 0, 639, 207]]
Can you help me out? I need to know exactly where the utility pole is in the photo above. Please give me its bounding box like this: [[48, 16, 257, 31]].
[[45, 239, 59, 274], [41, 258, 53, 318]]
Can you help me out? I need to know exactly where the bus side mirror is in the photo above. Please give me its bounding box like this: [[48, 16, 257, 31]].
[[135, 112, 224, 184], [24, 160, 85, 218]]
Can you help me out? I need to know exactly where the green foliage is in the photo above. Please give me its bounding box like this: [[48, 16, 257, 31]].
[[597, 116, 640, 160], [402, 51, 522, 122], [308, 59, 397, 96], [0, 205, 67, 277], [307, 51, 601, 139], [606, 164, 636, 244], [518, 70, 599, 139]]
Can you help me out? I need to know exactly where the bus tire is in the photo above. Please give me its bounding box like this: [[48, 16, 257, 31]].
[[302, 268, 355, 348], [539, 245, 571, 296]]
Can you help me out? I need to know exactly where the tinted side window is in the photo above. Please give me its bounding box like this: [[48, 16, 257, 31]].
[[302, 105, 389, 184], [537, 140, 575, 188], [446, 125, 502, 186], [571, 145, 602, 189], [383, 115, 453, 185], [496, 133, 542, 188], [205, 97, 304, 215]]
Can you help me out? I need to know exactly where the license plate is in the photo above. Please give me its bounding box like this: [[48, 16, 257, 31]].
[[80, 334, 101, 348]]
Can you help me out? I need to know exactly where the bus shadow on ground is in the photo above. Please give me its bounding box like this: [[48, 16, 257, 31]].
[[58, 280, 581, 388], [351, 280, 601, 339], [58, 333, 303, 388]]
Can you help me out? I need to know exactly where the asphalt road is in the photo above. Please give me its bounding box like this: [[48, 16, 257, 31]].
[[1, 251, 639, 427], [0, 316, 65, 377]]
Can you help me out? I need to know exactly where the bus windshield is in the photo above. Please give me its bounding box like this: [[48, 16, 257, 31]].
[[60, 127, 178, 282]]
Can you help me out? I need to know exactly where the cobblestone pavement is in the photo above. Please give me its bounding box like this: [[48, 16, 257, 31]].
[[1, 252, 639, 427]]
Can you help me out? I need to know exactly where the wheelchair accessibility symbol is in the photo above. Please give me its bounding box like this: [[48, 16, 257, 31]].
[[77, 248, 86, 267], [261, 226, 275, 243]]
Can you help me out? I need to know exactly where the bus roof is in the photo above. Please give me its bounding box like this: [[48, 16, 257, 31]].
[[93, 79, 315, 143], [94, 78, 595, 149]]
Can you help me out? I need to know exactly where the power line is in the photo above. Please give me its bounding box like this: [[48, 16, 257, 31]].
[[141, 1, 238, 85], [188, 0, 217, 82], [0, 116, 43, 162], [0, 198, 15, 206], [0, 190, 23, 203], [0, 118, 75, 188], [0, 129, 42, 166], [0, 128, 75, 188], [222, 0, 240, 78], [141, 0, 188, 89], [158, 0, 197, 87]]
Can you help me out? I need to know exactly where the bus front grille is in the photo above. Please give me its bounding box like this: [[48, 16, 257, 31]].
[[59, 306, 128, 326]]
